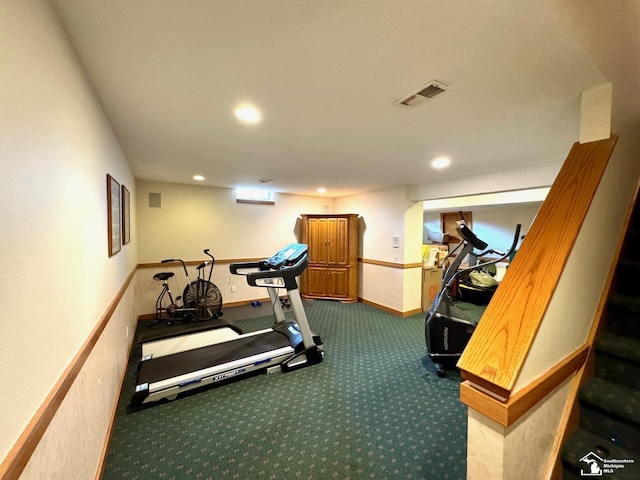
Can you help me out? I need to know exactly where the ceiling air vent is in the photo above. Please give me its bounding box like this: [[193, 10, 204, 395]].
[[394, 80, 449, 108]]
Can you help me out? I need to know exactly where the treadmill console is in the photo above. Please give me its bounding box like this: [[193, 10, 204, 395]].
[[229, 244, 309, 289], [264, 243, 308, 269]]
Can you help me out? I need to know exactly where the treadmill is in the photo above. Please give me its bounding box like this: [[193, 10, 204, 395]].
[[130, 243, 323, 408]]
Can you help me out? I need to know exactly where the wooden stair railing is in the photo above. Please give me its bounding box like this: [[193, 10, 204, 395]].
[[457, 135, 618, 425]]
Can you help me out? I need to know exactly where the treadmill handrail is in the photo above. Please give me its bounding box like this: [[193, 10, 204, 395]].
[[229, 260, 268, 275], [245, 255, 308, 289], [229, 244, 309, 276], [230, 246, 309, 289]]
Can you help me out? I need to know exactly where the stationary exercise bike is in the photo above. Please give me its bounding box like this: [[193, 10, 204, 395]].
[[152, 248, 223, 324], [425, 218, 521, 377]]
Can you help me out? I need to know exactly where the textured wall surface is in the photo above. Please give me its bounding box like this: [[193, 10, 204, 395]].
[[0, 0, 136, 473]]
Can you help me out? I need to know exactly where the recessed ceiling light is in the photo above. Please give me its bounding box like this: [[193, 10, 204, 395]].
[[193, 175, 205, 181], [317, 187, 327, 194], [234, 104, 262, 124], [431, 157, 451, 169]]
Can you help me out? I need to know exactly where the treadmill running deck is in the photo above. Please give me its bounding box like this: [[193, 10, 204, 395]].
[[137, 329, 291, 385]]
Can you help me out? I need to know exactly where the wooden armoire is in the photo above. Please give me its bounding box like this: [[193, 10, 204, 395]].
[[300, 214, 359, 302]]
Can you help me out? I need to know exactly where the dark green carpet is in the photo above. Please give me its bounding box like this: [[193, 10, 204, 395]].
[[103, 300, 467, 479]]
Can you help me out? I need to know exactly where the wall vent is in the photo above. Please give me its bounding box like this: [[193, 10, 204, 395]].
[[394, 80, 449, 108], [149, 192, 162, 208]]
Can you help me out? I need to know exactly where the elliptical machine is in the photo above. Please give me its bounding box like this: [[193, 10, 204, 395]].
[[425, 216, 521, 377]]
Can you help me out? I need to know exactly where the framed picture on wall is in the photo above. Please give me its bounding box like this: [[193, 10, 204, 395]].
[[107, 174, 121, 256], [121, 184, 130, 245]]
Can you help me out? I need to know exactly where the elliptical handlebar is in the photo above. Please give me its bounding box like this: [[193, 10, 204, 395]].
[[456, 224, 488, 250], [507, 224, 521, 257], [441, 223, 522, 290], [474, 223, 520, 266]]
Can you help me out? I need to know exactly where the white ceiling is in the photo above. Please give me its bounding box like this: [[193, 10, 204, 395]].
[[50, 0, 638, 198]]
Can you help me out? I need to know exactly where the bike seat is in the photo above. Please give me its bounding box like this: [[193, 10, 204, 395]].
[[153, 272, 174, 281]]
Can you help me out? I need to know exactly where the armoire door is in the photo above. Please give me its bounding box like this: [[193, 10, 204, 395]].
[[326, 217, 350, 265], [306, 217, 329, 264]]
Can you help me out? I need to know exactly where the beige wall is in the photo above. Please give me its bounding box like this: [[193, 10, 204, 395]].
[[136, 179, 332, 263], [0, 0, 137, 475], [337, 186, 415, 263], [467, 378, 574, 480], [402, 202, 424, 311], [20, 282, 138, 480], [337, 186, 423, 312], [410, 160, 562, 202]]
